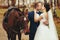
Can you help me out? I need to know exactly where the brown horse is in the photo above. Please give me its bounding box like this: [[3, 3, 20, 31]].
[[2, 8, 28, 40]]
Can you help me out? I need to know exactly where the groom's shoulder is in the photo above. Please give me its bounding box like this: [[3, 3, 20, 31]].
[[28, 11, 34, 15], [28, 11, 34, 20], [28, 11, 34, 14]]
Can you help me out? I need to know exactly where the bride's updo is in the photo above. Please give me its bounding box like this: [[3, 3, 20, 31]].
[[44, 3, 50, 12]]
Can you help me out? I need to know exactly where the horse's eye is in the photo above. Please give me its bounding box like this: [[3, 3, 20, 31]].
[[18, 13, 21, 16]]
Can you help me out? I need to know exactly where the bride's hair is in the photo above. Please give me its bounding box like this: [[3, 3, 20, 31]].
[[44, 3, 50, 12]]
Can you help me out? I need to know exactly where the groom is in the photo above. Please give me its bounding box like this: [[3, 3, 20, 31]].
[[28, 2, 43, 40]]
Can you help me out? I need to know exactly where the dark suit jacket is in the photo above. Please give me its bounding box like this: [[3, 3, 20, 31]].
[[28, 11, 42, 34]]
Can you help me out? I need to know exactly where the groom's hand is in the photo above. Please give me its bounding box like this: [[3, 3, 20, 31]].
[[43, 20, 49, 26]]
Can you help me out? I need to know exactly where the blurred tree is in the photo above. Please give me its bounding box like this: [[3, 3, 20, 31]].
[[53, 0, 57, 17], [35, 0, 37, 2], [8, 0, 9, 7], [11, 0, 16, 6], [44, 0, 47, 4], [18, 0, 19, 8], [57, 0, 60, 9], [49, 0, 53, 7]]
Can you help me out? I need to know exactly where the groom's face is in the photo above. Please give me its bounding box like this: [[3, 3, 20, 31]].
[[37, 3, 42, 10]]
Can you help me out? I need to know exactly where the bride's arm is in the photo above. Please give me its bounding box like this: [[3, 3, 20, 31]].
[[34, 13, 43, 22], [45, 12, 48, 20], [43, 11, 49, 25], [42, 7, 49, 25]]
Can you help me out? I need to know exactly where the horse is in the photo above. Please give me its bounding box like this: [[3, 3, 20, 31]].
[[2, 8, 29, 40]]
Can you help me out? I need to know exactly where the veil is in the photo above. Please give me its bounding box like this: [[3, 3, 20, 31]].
[[48, 9, 59, 40]]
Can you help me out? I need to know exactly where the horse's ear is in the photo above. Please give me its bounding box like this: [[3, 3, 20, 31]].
[[10, 9, 15, 14], [4, 12, 7, 16]]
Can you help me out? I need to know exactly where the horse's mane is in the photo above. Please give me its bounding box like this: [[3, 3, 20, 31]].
[[4, 8, 21, 16]]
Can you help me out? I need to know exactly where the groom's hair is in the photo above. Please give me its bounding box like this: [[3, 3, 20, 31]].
[[44, 3, 50, 12], [34, 2, 43, 8]]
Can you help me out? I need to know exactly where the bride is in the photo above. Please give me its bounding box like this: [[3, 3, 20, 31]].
[[34, 3, 59, 40]]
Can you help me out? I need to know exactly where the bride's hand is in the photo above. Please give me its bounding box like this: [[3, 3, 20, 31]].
[[43, 20, 49, 26]]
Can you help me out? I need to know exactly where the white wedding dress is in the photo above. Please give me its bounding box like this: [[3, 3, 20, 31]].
[[34, 10, 59, 40]]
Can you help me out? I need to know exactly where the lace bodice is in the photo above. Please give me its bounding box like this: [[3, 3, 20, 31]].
[[40, 13, 47, 23]]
